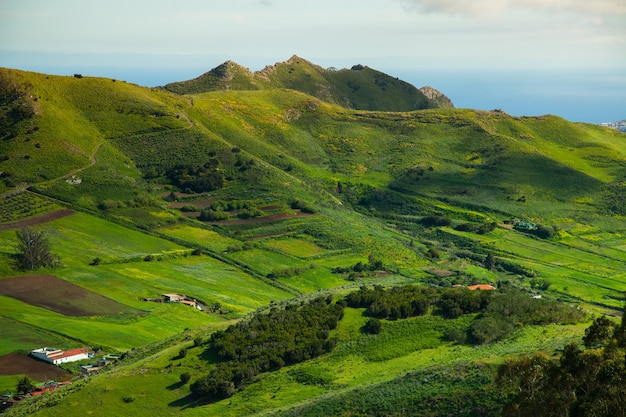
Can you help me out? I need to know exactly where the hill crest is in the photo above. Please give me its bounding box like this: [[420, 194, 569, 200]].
[[162, 55, 454, 112]]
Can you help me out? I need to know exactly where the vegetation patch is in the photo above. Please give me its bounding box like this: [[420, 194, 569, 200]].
[[0, 208, 74, 231], [0, 275, 140, 316]]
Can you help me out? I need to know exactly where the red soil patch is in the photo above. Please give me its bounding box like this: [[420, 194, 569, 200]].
[[0, 353, 71, 381], [427, 269, 456, 278], [0, 275, 139, 317], [0, 209, 75, 231]]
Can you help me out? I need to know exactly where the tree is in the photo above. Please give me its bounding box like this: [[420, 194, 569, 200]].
[[484, 253, 496, 270], [15, 227, 60, 270], [364, 317, 382, 334], [583, 315, 614, 348], [16, 375, 35, 395], [180, 372, 191, 384]]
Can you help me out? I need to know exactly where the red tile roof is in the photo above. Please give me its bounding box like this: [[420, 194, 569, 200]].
[[468, 284, 496, 291], [47, 347, 88, 360]]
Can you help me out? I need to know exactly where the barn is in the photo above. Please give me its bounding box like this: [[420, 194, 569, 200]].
[[30, 347, 90, 365]]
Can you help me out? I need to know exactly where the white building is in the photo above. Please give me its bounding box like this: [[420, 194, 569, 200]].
[[30, 347, 90, 365]]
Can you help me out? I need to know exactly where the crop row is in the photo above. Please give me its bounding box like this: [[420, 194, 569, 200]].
[[0, 193, 55, 223]]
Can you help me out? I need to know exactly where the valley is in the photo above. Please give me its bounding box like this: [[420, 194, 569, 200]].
[[1, 58, 626, 415]]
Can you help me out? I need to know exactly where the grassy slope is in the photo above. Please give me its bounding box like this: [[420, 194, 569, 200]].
[[162, 55, 440, 111], [1, 67, 626, 414]]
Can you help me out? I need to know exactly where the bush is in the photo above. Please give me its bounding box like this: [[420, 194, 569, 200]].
[[419, 216, 452, 227], [468, 314, 514, 345], [180, 372, 191, 384], [364, 318, 382, 334]]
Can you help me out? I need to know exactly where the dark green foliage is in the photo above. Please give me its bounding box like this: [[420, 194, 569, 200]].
[[290, 199, 316, 213], [346, 285, 437, 319], [346, 286, 583, 347], [484, 252, 496, 270], [16, 376, 35, 395], [179, 372, 191, 384], [601, 182, 626, 215], [498, 313, 626, 417], [419, 215, 452, 227], [468, 315, 515, 345], [519, 224, 558, 239], [332, 256, 384, 275], [486, 291, 583, 326], [529, 278, 551, 291], [15, 227, 60, 270], [364, 317, 382, 334], [583, 315, 615, 348], [438, 288, 493, 319], [166, 162, 225, 193], [0, 70, 35, 138], [191, 297, 344, 401]]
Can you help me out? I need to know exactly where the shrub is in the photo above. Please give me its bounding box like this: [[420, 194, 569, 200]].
[[180, 372, 191, 384], [364, 318, 382, 334]]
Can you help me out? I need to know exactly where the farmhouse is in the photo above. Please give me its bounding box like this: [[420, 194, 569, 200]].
[[163, 293, 186, 303], [162, 293, 204, 310], [30, 347, 90, 365]]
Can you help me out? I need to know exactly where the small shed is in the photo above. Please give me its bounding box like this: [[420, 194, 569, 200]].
[[162, 294, 185, 303]]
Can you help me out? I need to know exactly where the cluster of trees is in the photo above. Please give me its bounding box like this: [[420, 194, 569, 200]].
[[518, 224, 558, 239], [346, 285, 583, 345], [346, 285, 438, 319], [497, 312, 626, 416], [198, 199, 266, 221], [191, 297, 344, 401], [332, 255, 384, 275], [454, 290, 584, 345], [438, 287, 493, 319], [166, 161, 225, 193]]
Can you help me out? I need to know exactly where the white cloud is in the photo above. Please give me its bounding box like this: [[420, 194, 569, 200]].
[[400, 0, 626, 18]]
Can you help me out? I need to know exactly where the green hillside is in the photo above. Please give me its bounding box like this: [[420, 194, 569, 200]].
[[1, 62, 626, 416], [162, 55, 452, 111]]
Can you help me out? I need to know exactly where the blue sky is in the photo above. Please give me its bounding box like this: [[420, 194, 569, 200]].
[[1, 0, 625, 123]]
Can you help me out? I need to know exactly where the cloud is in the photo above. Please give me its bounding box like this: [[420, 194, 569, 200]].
[[400, 0, 626, 18]]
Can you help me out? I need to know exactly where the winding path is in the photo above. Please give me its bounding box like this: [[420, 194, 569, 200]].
[[0, 141, 105, 199]]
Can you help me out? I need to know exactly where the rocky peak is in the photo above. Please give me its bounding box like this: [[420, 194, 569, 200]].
[[420, 86, 454, 108]]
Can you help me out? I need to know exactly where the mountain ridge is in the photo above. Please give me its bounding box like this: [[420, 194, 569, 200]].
[[161, 55, 453, 111]]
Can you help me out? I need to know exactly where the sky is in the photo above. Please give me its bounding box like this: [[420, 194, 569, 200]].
[[1, 0, 625, 123]]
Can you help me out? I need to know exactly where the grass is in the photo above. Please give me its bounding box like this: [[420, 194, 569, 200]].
[[2, 66, 626, 416], [157, 223, 242, 253], [0, 316, 76, 356], [263, 237, 325, 258]]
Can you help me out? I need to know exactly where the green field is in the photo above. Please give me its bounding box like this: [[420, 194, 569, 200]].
[[1, 64, 626, 416]]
